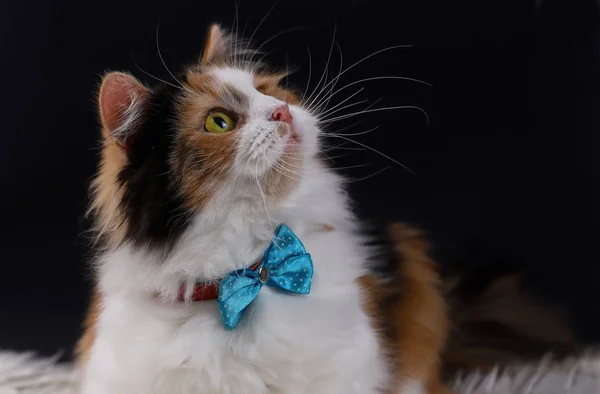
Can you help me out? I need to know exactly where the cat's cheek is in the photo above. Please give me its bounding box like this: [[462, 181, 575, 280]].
[[289, 108, 320, 156]]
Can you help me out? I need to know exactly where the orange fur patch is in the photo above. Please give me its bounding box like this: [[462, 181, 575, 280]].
[[75, 287, 102, 366], [254, 73, 301, 105], [201, 24, 230, 65], [359, 223, 453, 394], [176, 73, 245, 208], [389, 224, 450, 393], [88, 141, 128, 249]]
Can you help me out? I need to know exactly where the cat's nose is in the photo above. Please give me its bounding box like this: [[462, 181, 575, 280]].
[[271, 104, 292, 124]]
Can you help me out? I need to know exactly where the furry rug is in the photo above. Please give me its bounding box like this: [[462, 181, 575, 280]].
[[0, 351, 599, 393]]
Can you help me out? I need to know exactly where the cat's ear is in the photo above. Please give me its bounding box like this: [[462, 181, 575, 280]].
[[98, 72, 150, 151], [200, 24, 231, 64]]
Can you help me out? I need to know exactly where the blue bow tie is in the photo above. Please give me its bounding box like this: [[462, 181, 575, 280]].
[[217, 224, 313, 330]]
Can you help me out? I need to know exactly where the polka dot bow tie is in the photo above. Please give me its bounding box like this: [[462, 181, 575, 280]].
[[217, 224, 314, 330]]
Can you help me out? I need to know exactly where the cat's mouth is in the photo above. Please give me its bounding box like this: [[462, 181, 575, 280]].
[[287, 128, 299, 146]]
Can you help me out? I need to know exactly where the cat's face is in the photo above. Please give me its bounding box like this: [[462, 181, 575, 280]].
[[92, 25, 322, 250]]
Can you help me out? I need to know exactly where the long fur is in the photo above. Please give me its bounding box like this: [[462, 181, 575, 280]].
[[79, 22, 579, 394], [80, 24, 447, 394]]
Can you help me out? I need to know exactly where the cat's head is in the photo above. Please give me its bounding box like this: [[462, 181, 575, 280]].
[[91, 25, 326, 251]]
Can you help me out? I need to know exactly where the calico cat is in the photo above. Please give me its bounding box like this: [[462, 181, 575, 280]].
[[78, 23, 579, 394], [77, 24, 452, 394]]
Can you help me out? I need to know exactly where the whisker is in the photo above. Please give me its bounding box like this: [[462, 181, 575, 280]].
[[322, 134, 416, 176], [324, 146, 366, 152], [332, 163, 374, 171], [273, 161, 305, 178], [321, 105, 429, 126], [318, 98, 368, 120], [305, 44, 412, 111], [322, 125, 381, 137], [272, 162, 305, 183], [312, 75, 432, 113], [233, 1, 242, 68], [319, 98, 383, 123], [246, 0, 281, 58], [313, 41, 344, 114], [132, 59, 185, 91], [303, 23, 337, 109], [155, 22, 190, 93], [316, 87, 365, 118], [252, 26, 311, 60], [255, 161, 274, 230], [301, 45, 313, 103], [341, 166, 392, 183]]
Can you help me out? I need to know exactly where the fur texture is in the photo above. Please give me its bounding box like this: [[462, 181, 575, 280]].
[[79, 24, 451, 394], [4, 350, 600, 394]]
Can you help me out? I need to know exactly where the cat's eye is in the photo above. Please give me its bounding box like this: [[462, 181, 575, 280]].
[[205, 112, 235, 133]]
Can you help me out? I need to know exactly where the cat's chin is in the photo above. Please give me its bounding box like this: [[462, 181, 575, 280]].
[[285, 128, 300, 148]]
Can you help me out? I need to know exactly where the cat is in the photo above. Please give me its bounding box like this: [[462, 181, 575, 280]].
[[77, 23, 579, 394], [76, 24, 453, 394]]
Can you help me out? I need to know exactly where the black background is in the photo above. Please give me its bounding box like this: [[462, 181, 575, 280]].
[[1, 0, 599, 358]]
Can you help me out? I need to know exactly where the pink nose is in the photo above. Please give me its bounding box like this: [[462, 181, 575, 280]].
[[271, 104, 292, 124]]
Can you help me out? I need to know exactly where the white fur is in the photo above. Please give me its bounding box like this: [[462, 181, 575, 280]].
[[396, 380, 425, 394], [81, 67, 391, 394]]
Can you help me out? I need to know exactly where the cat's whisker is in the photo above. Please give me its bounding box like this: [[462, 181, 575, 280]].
[[303, 24, 337, 109], [312, 76, 432, 114], [326, 146, 366, 152], [273, 160, 304, 180], [301, 45, 313, 103], [133, 60, 185, 92], [320, 152, 352, 160], [320, 105, 429, 126], [322, 133, 417, 176], [254, 161, 274, 231], [277, 152, 375, 174], [155, 22, 193, 95], [316, 86, 364, 118], [317, 98, 368, 120], [229, 1, 239, 66], [333, 163, 374, 171], [250, 50, 277, 74], [246, 0, 281, 62], [305, 44, 412, 111], [261, 140, 331, 157], [273, 155, 305, 170], [320, 120, 366, 135], [340, 166, 392, 183], [271, 162, 305, 183], [321, 125, 381, 138], [312, 42, 344, 114], [251, 27, 310, 64], [319, 98, 383, 124]]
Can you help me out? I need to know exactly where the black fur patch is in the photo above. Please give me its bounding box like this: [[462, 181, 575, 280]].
[[363, 220, 398, 279], [117, 83, 192, 251], [361, 220, 404, 340]]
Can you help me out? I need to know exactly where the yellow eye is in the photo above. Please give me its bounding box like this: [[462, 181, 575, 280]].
[[205, 112, 235, 133]]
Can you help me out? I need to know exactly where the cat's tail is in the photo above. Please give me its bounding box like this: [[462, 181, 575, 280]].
[[438, 249, 580, 377], [388, 222, 581, 379]]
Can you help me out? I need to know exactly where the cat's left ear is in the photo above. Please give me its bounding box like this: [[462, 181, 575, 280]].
[[200, 24, 231, 65], [98, 72, 150, 152]]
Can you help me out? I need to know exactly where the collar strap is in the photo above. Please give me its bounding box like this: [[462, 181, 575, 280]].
[[177, 260, 262, 302], [175, 223, 335, 303]]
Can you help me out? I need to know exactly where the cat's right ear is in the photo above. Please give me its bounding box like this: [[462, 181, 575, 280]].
[[200, 24, 230, 65], [98, 72, 150, 152]]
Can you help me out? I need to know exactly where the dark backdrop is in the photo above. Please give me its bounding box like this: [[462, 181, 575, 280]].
[[1, 0, 599, 358]]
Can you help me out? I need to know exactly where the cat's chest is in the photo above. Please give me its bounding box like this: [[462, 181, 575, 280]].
[[97, 232, 389, 393], [162, 281, 384, 393]]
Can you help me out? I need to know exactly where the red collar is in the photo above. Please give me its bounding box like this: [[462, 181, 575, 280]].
[[175, 223, 336, 302], [177, 260, 262, 302]]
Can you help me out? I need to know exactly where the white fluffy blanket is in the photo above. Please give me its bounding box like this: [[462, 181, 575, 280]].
[[0, 351, 599, 394]]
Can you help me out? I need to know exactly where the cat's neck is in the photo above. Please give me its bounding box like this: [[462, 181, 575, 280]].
[[97, 165, 353, 302]]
